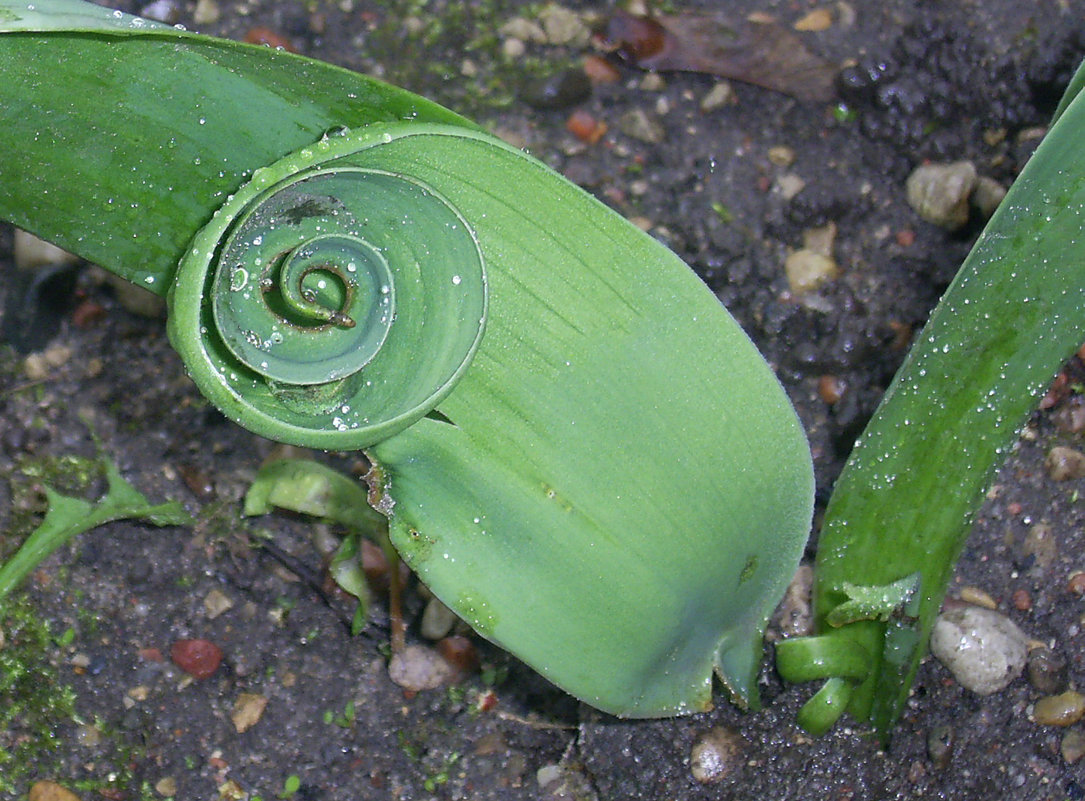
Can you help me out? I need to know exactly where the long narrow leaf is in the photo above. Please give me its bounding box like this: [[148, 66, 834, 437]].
[[779, 59, 1085, 739]]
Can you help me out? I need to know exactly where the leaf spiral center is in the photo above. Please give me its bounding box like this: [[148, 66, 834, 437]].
[[168, 134, 486, 450]]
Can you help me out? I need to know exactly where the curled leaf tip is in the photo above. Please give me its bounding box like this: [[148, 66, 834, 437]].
[[168, 128, 488, 450]]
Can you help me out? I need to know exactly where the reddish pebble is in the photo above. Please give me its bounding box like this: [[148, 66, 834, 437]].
[[243, 27, 297, 52], [138, 647, 165, 663], [437, 635, 479, 674], [170, 638, 223, 679], [582, 54, 621, 84], [895, 228, 916, 247], [72, 300, 107, 328], [566, 109, 607, 144], [476, 689, 498, 712], [818, 374, 847, 405], [1007, 502, 1023, 516], [1012, 589, 1032, 611]]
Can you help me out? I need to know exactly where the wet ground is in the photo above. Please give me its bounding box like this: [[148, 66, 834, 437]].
[[2, 0, 1085, 798]]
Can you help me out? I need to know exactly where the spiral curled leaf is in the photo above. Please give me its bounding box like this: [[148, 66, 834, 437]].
[[169, 131, 487, 449], [0, 5, 817, 719]]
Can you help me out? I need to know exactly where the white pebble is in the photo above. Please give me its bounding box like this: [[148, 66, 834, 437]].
[[929, 605, 1028, 695]]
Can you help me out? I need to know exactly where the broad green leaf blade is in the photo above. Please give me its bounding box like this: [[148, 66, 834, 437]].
[[797, 63, 1085, 739], [0, 2, 815, 717], [359, 128, 814, 716], [0, 9, 474, 292]]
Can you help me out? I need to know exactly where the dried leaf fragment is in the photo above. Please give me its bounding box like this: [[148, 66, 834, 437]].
[[602, 10, 837, 102]]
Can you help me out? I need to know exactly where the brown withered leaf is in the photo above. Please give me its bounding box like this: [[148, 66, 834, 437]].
[[603, 11, 837, 103]]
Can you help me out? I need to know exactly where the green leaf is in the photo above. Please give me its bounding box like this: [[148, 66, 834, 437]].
[[782, 58, 1085, 740], [243, 458, 383, 532], [0, 1, 814, 718], [243, 458, 391, 628], [0, 457, 191, 599]]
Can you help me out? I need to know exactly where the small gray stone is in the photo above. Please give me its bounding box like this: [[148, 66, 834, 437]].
[[905, 160, 977, 230], [926, 724, 954, 769], [929, 605, 1028, 695], [618, 109, 665, 144]]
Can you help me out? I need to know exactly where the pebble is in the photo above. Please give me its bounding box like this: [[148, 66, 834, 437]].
[[501, 38, 525, 59], [436, 635, 479, 674], [537, 4, 591, 47], [774, 173, 806, 201], [929, 605, 1028, 694], [618, 108, 665, 144], [1022, 523, 1058, 570], [690, 726, 746, 783], [768, 145, 796, 167], [520, 68, 592, 110], [75, 723, 101, 747], [971, 175, 1006, 219], [155, 777, 178, 797], [905, 160, 977, 230], [537, 763, 596, 800], [794, 7, 833, 31], [14, 229, 78, 270], [773, 564, 814, 638], [566, 110, 608, 144], [203, 588, 234, 620], [498, 17, 547, 43], [958, 586, 997, 610], [1027, 647, 1069, 695], [244, 26, 297, 52], [231, 692, 268, 733], [1033, 691, 1085, 726], [420, 597, 458, 640], [192, 0, 220, 24], [926, 724, 954, 769], [818, 375, 847, 405], [785, 250, 839, 295], [170, 638, 223, 679], [639, 73, 666, 92], [1011, 588, 1032, 611], [1054, 401, 1085, 434], [582, 54, 621, 84], [1068, 571, 1085, 595], [1062, 730, 1085, 764], [28, 781, 81, 801], [700, 81, 735, 111], [139, 0, 180, 23], [388, 644, 455, 691], [1045, 446, 1085, 480]]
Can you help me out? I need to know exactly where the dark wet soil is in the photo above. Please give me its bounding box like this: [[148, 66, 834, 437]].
[[2, 0, 1085, 799]]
